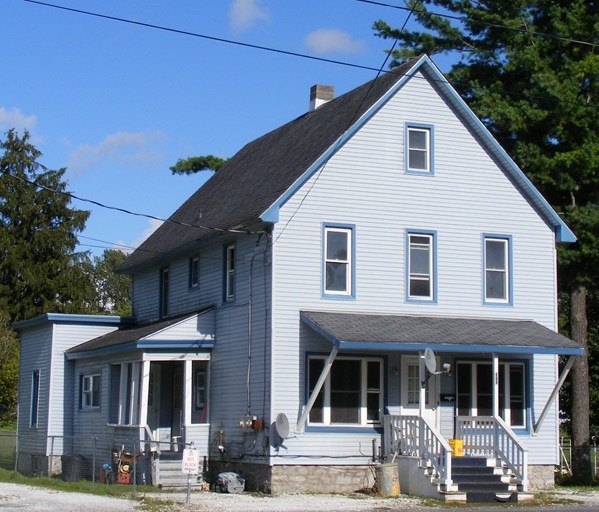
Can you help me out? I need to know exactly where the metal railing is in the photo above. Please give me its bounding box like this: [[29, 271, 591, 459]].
[[456, 415, 528, 490], [383, 415, 453, 487]]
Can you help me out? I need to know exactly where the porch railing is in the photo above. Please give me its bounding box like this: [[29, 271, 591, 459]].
[[383, 415, 452, 487], [456, 415, 528, 490]]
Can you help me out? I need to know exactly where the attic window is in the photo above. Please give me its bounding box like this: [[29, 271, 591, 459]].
[[406, 124, 433, 174]]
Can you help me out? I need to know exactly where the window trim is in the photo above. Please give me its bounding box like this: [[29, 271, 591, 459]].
[[483, 234, 513, 306], [406, 229, 437, 303], [322, 224, 356, 299], [405, 123, 434, 175], [30, 370, 40, 428], [159, 266, 169, 318], [81, 373, 101, 409], [189, 255, 200, 289], [224, 243, 236, 302], [306, 354, 384, 428]]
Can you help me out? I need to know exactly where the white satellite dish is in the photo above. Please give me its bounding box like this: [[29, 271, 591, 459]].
[[424, 348, 437, 374], [275, 413, 290, 439]]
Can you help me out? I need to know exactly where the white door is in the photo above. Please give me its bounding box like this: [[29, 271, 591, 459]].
[[400, 355, 440, 430]]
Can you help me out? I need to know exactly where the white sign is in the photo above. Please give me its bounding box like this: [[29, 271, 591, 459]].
[[181, 448, 199, 474]]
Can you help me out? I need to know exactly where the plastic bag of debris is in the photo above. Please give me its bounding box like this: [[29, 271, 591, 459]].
[[215, 472, 245, 493]]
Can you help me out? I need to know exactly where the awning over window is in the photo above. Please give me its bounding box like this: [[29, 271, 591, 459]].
[[300, 311, 583, 356]]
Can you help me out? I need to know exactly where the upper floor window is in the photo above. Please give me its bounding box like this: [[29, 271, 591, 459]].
[[484, 236, 511, 304], [308, 356, 382, 426], [159, 267, 169, 318], [406, 124, 433, 174], [225, 244, 235, 301], [323, 225, 354, 297], [189, 256, 200, 289], [407, 231, 436, 301], [81, 373, 100, 409]]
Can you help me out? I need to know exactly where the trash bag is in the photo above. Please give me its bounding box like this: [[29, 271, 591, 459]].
[[215, 472, 245, 493]]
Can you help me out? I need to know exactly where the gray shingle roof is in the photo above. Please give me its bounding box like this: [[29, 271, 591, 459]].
[[120, 59, 421, 272], [66, 306, 213, 355], [301, 311, 582, 355]]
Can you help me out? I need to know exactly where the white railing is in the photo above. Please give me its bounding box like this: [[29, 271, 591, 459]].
[[456, 415, 528, 490], [384, 415, 452, 486]]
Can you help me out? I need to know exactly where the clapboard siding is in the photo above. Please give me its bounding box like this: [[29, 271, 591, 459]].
[[269, 71, 559, 461]]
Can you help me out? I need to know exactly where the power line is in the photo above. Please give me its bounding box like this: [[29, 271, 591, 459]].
[[23, 0, 383, 73], [0, 167, 264, 236], [356, 0, 599, 48]]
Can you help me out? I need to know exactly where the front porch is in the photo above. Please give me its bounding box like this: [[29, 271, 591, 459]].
[[383, 414, 529, 501]]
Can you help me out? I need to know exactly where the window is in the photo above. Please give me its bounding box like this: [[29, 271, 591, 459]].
[[160, 267, 169, 318], [484, 236, 511, 304], [406, 125, 433, 174], [30, 370, 40, 428], [81, 374, 100, 408], [456, 361, 527, 429], [407, 231, 435, 301], [109, 362, 142, 425], [225, 244, 235, 301], [308, 356, 382, 426], [323, 225, 354, 297], [189, 256, 200, 288]]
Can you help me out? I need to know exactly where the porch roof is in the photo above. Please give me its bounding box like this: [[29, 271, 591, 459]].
[[300, 311, 583, 356], [66, 306, 215, 359]]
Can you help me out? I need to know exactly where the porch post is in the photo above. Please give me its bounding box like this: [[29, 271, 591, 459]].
[[130, 362, 141, 424], [419, 352, 426, 454], [492, 353, 499, 418], [184, 360, 192, 428], [139, 360, 151, 427]]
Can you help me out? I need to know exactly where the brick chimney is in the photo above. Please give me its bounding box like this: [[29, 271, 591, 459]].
[[309, 84, 334, 111]]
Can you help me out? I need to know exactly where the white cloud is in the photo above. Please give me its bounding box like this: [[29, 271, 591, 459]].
[[67, 131, 167, 176], [229, 0, 269, 33], [0, 107, 38, 134], [128, 218, 164, 251], [305, 29, 367, 55]]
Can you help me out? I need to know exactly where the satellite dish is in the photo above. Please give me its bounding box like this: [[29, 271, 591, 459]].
[[424, 348, 437, 374], [275, 413, 289, 439]]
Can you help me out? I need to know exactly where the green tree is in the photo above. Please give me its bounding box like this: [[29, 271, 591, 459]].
[[0, 314, 18, 426], [90, 249, 132, 316], [170, 155, 228, 175], [0, 129, 90, 323], [374, 0, 599, 482]]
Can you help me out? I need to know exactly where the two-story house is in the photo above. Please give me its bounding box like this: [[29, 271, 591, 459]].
[[16, 55, 582, 500]]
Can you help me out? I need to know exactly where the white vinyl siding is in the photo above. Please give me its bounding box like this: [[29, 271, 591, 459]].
[[270, 69, 559, 462]]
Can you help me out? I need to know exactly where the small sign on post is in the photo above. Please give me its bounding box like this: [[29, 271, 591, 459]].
[[182, 447, 199, 504], [181, 448, 199, 474]]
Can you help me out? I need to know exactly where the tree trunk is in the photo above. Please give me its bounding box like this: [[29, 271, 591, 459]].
[[570, 285, 591, 483]]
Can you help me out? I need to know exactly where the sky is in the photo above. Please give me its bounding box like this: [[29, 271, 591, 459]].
[[2, 0, 454, 257]]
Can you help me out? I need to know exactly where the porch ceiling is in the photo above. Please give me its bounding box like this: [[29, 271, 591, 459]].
[[300, 311, 583, 355]]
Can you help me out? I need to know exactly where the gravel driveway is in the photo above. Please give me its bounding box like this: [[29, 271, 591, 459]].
[[2, 483, 599, 511]]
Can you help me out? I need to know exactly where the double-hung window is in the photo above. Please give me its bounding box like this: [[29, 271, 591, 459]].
[[224, 244, 235, 301], [323, 225, 354, 297], [407, 231, 435, 301], [406, 124, 433, 174], [81, 373, 100, 409], [484, 236, 511, 304], [30, 370, 40, 428], [308, 356, 383, 426], [189, 256, 200, 289], [159, 267, 169, 318]]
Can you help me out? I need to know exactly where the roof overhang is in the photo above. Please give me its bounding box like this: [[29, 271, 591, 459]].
[[300, 311, 583, 356]]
